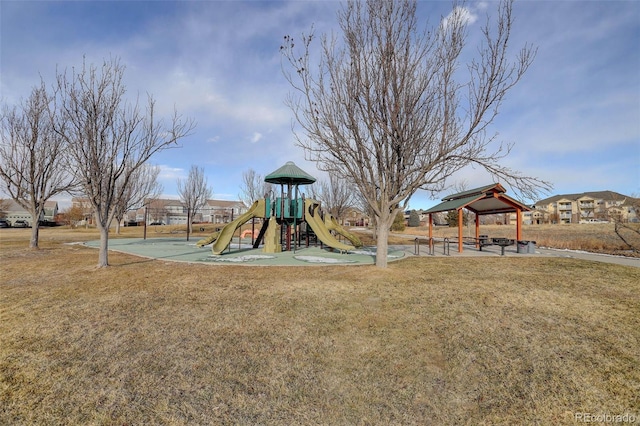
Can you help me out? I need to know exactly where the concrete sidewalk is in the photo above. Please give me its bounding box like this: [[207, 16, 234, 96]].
[[405, 239, 640, 268], [534, 247, 640, 268]]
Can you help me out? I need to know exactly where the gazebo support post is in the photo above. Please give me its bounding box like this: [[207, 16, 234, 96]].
[[428, 213, 433, 240], [458, 208, 463, 253], [475, 213, 480, 249], [516, 207, 522, 241]]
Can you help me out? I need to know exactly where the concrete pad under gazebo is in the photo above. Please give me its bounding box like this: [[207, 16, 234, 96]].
[[422, 183, 531, 253]]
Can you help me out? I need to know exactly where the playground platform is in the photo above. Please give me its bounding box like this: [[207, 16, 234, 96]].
[[82, 236, 559, 267], [84, 237, 409, 266], [84, 236, 639, 267]]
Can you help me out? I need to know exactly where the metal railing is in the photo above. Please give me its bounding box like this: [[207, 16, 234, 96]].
[[414, 237, 435, 256], [413, 237, 449, 256]]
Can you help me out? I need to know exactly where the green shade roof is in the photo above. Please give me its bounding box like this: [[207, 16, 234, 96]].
[[422, 183, 531, 215], [265, 161, 316, 185], [422, 194, 484, 214], [443, 183, 505, 201]]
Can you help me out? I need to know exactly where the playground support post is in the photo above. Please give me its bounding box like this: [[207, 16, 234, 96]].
[[251, 217, 255, 246], [186, 207, 190, 241], [293, 185, 298, 253], [227, 208, 234, 254]]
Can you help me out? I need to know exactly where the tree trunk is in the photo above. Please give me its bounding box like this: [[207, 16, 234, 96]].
[[115, 219, 121, 235], [97, 223, 110, 268], [374, 208, 396, 268], [29, 225, 40, 249], [375, 223, 389, 268], [27, 207, 41, 249]]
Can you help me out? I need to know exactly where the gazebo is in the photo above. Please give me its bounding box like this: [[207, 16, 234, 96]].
[[422, 183, 531, 253]]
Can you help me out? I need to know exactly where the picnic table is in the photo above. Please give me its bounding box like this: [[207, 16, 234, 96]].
[[463, 235, 493, 251]]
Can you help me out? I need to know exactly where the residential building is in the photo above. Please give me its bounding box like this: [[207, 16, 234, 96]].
[[533, 191, 637, 224], [71, 197, 95, 224], [201, 199, 247, 224], [130, 198, 248, 226], [0, 199, 59, 226]]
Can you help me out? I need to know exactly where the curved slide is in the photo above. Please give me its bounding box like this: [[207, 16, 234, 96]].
[[304, 199, 354, 252], [196, 230, 221, 247], [325, 216, 363, 248], [209, 199, 267, 255]]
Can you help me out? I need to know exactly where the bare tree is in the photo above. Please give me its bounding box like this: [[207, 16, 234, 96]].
[[60, 204, 85, 228], [613, 196, 640, 253], [147, 199, 169, 225], [454, 179, 472, 229], [353, 187, 377, 236], [177, 165, 213, 239], [112, 163, 163, 234], [316, 173, 356, 224], [281, 0, 550, 267], [0, 81, 74, 248], [0, 198, 9, 218], [53, 57, 195, 267], [238, 168, 273, 207]]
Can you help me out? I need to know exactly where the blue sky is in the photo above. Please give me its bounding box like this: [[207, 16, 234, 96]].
[[1, 0, 638, 210]]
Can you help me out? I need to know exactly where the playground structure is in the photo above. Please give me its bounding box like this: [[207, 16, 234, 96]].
[[196, 162, 362, 255]]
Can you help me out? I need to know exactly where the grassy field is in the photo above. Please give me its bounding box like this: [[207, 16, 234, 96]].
[[1, 227, 639, 425]]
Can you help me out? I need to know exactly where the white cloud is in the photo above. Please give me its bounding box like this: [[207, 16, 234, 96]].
[[2, 1, 638, 207], [441, 6, 478, 30], [250, 132, 263, 143], [157, 165, 185, 180]]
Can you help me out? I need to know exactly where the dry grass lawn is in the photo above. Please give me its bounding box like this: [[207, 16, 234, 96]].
[[1, 227, 639, 425]]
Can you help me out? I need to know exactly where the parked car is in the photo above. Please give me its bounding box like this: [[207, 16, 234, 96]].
[[0, 219, 9, 228], [13, 220, 30, 228]]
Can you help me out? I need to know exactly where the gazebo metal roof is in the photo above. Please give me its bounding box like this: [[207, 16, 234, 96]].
[[264, 161, 316, 185], [423, 183, 531, 215]]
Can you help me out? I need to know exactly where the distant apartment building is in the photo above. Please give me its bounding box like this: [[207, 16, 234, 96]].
[[533, 191, 638, 224]]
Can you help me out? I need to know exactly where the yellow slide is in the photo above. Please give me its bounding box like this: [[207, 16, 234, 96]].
[[208, 199, 267, 255], [325, 215, 363, 248], [195, 230, 221, 247], [304, 199, 354, 252]]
